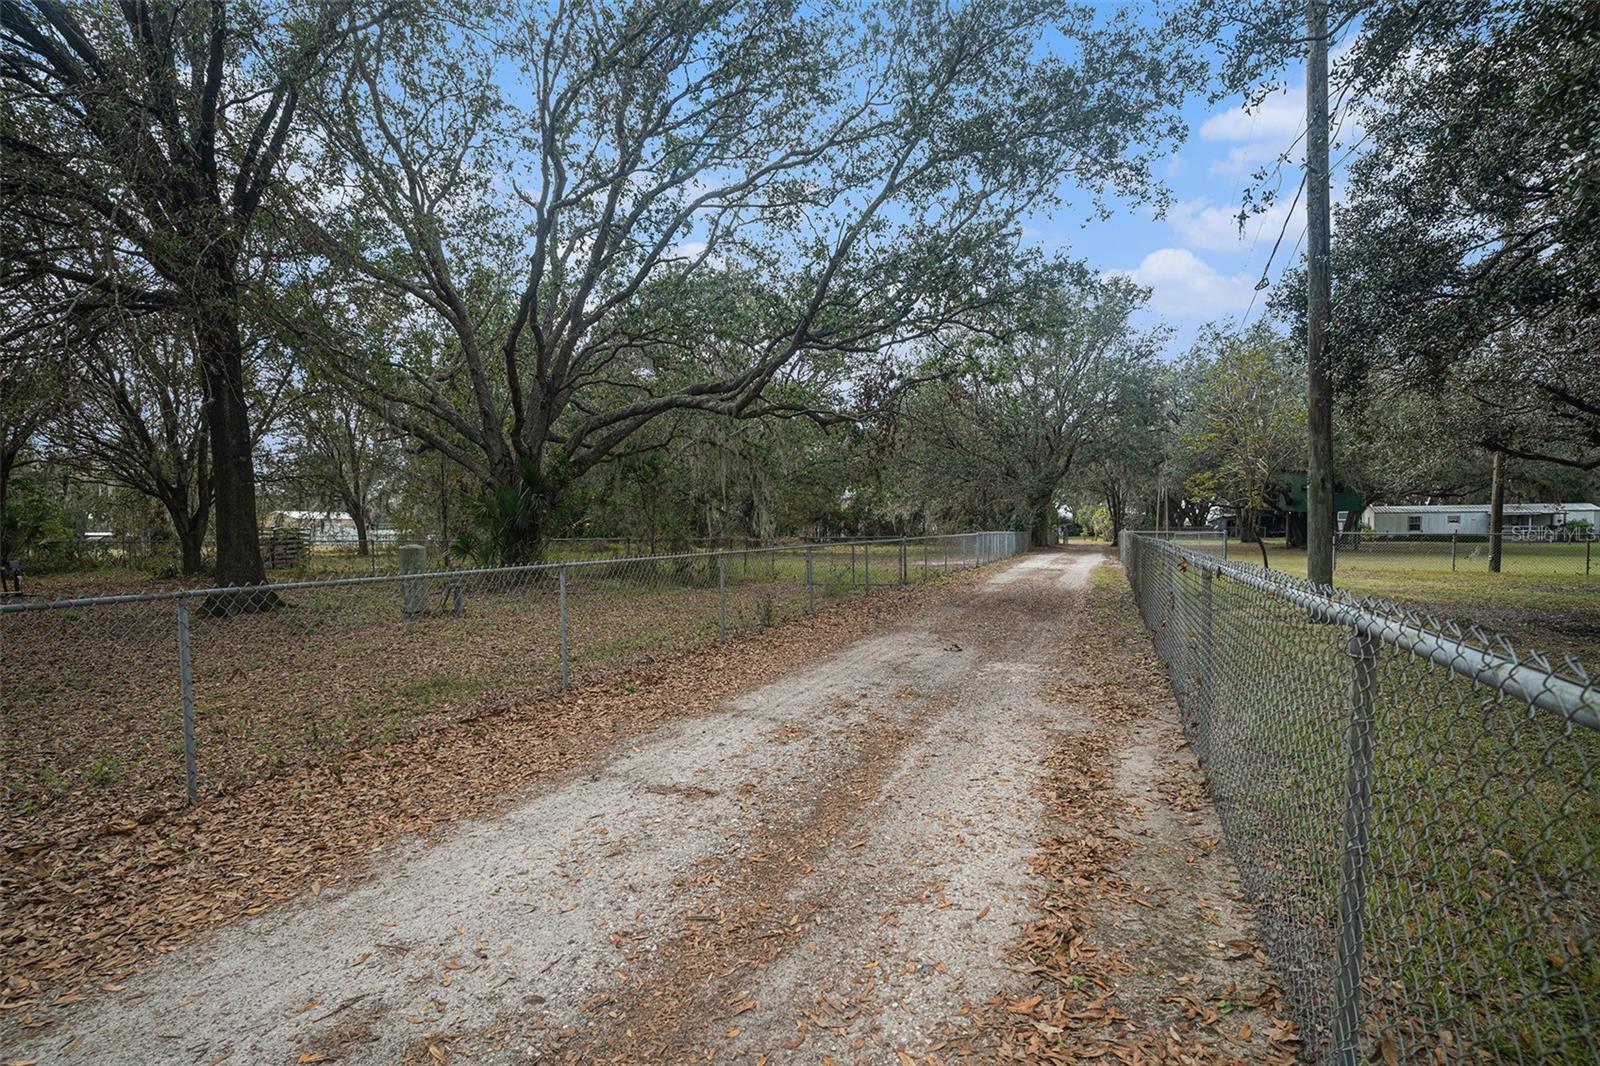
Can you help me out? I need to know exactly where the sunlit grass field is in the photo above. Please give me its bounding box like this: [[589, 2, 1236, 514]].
[[1125, 546, 1599, 1062], [1115, 535, 1598, 668]]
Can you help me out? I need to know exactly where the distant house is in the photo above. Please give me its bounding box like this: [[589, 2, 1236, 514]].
[[263, 509, 356, 535], [1358, 502, 1600, 535], [262, 510, 398, 546]]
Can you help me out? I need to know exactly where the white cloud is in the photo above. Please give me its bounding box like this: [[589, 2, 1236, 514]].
[[1169, 197, 1293, 254], [1212, 141, 1290, 179], [1199, 89, 1302, 178], [1118, 248, 1257, 317], [1198, 34, 1362, 180], [1199, 91, 1303, 144]]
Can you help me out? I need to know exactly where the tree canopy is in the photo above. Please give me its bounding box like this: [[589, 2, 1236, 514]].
[[2, 0, 1595, 580]]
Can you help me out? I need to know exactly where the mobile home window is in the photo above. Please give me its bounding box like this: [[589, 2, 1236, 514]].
[[1447, 514, 1460, 524], [1408, 515, 1422, 532]]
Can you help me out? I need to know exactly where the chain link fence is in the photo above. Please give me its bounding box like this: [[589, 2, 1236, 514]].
[[1334, 530, 1597, 579], [1120, 532, 1598, 1064], [1, 532, 1025, 850], [1133, 528, 1599, 581], [1135, 528, 1231, 557]]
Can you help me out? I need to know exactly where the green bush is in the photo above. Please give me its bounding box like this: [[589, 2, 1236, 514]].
[[2, 472, 74, 567]]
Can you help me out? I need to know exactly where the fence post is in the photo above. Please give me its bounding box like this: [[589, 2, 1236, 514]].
[[899, 538, 907, 585], [1587, 538, 1592, 576], [805, 546, 815, 612], [718, 554, 728, 641], [177, 597, 198, 806], [1165, 548, 1190, 692], [1331, 628, 1381, 1066], [1330, 533, 1338, 580], [864, 544, 871, 593], [922, 541, 929, 581], [1451, 532, 1458, 572], [452, 583, 465, 617], [1197, 567, 1214, 759], [558, 568, 570, 689], [399, 542, 427, 617]]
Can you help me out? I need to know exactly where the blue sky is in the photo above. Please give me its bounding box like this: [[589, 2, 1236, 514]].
[[1020, 13, 1340, 357]]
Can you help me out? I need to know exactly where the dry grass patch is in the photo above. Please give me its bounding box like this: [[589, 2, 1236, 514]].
[[0, 569, 982, 1038]]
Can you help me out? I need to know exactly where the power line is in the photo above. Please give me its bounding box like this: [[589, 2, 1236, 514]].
[[1235, 23, 1361, 332]]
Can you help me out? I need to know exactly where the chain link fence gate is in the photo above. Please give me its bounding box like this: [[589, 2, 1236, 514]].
[[1, 532, 1026, 852], [1120, 532, 1598, 1064]]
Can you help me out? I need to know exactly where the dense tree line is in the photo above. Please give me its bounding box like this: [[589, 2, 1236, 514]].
[[2, 0, 1194, 582], [1052, 0, 1597, 547], [2, 0, 1595, 588]]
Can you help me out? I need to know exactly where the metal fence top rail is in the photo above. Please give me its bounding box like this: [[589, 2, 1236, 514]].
[[1128, 527, 1598, 541], [0, 531, 1021, 615], [1128, 533, 1600, 732], [1336, 529, 1598, 540]]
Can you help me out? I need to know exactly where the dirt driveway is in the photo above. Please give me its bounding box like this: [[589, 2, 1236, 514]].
[[8, 551, 1280, 1065]]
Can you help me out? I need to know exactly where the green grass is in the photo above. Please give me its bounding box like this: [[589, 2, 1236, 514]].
[[1231, 543, 1600, 669], [398, 674, 490, 710], [1141, 554, 1598, 1060], [1257, 544, 1594, 605], [84, 756, 125, 787]]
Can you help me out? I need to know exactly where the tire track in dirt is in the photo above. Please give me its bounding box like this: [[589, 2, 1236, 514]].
[[7, 556, 1092, 1065], [546, 552, 1104, 1064], [9, 550, 1292, 1066], [564, 694, 952, 1062]]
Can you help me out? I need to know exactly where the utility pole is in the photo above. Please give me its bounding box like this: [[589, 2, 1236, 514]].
[[1489, 449, 1505, 573], [1305, 0, 1335, 587]]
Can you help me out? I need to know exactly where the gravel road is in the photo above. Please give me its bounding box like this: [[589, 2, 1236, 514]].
[[11, 551, 1150, 1064]]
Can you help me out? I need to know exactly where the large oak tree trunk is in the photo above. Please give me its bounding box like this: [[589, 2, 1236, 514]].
[[179, 529, 205, 578], [160, 489, 211, 578], [176, 508, 210, 577], [1030, 491, 1055, 548], [1240, 506, 1261, 543], [469, 450, 560, 565], [0, 447, 14, 566], [1286, 511, 1307, 549], [195, 301, 268, 591]]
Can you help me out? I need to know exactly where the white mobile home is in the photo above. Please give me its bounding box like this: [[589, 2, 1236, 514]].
[[263, 509, 357, 535], [1362, 502, 1600, 535]]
